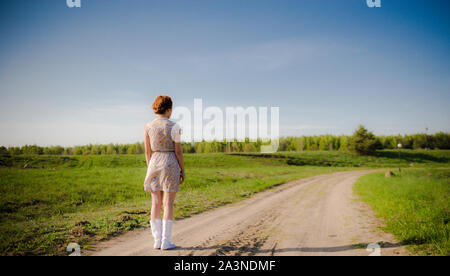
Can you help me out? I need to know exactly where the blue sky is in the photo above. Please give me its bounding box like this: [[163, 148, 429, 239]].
[[0, 0, 449, 146]]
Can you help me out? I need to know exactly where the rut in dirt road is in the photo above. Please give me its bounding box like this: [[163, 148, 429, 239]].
[[88, 171, 409, 256]]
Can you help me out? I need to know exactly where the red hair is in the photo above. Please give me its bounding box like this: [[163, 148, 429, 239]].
[[152, 95, 173, 114]]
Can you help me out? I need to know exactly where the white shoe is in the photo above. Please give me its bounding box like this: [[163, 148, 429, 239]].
[[150, 219, 162, 249], [161, 220, 176, 250]]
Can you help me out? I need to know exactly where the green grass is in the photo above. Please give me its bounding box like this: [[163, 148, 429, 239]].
[[240, 149, 450, 168], [0, 153, 347, 256], [1, 150, 449, 256], [354, 169, 450, 256]]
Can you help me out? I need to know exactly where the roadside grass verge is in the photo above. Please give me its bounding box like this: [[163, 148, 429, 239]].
[[354, 169, 450, 256]]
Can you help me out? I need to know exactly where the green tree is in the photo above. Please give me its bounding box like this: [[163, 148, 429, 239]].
[[433, 132, 450, 149], [0, 146, 9, 156], [297, 137, 305, 152], [348, 125, 377, 156], [339, 136, 349, 151], [73, 146, 84, 155], [244, 143, 257, 152]]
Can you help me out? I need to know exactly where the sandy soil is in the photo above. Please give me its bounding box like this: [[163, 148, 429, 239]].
[[87, 170, 409, 256]]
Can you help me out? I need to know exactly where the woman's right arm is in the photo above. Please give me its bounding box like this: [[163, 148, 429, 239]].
[[144, 126, 152, 167]]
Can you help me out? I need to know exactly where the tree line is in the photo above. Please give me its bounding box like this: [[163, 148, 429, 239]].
[[1, 131, 449, 156]]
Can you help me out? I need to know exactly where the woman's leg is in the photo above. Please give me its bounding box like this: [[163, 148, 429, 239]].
[[150, 191, 163, 249], [161, 192, 177, 249], [163, 192, 177, 220], [151, 191, 162, 220]]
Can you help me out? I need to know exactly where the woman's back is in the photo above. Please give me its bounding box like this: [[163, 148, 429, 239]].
[[145, 117, 179, 152]]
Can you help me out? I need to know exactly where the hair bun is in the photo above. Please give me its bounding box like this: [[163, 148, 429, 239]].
[[152, 95, 173, 114]]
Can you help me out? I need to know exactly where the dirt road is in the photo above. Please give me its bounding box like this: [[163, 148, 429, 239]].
[[88, 170, 408, 256]]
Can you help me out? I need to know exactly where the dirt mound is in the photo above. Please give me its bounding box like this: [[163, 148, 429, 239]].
[[71, 226, 91, 237]]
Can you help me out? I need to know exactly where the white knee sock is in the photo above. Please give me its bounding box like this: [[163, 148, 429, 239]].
[[161, 220, 176, 250], [150, 219, 162, 249]]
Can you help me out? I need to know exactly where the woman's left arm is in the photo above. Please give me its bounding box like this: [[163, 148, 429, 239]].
[[175, 142, 185, 184]]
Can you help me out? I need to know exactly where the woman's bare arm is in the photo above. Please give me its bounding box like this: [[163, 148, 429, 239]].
[[144, 128, 152, 167], [175, 142, 185, 184]]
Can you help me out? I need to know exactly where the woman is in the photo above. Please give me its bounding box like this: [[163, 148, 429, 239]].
[[144, 95, 185, 250]]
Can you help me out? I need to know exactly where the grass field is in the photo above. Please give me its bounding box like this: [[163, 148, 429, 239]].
[[0, 153, 347, 255], [242, 149, 450, 168], [0, 150, 449, 255], [354, 169, 450, 256]]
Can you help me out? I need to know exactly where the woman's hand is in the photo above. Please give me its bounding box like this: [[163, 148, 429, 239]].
[[175, 142, 185, 185], [180, 170, 185, 185]]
